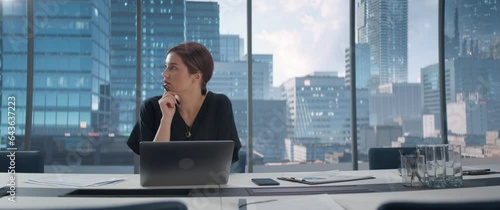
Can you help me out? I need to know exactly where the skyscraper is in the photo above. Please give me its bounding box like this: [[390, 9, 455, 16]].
[[220, 34, 243, 62], [345, 43, 371, 89], [244, 54, 273, 94], [454, 0, 500, 58], [281, 72, 369, 143], [1, 0, 28, 139], [357, 0, 408, 87], [209, 61, 270, 100], [110, 0, 186, 133], [30, 0, 112, 136], [186, 1, 220, 61], [422, 59, 500, 133]]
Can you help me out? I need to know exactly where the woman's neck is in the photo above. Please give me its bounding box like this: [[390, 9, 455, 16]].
[[178, 91, 206, 126]]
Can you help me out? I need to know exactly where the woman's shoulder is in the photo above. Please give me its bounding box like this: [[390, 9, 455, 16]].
[[206, 91, 231, 104]]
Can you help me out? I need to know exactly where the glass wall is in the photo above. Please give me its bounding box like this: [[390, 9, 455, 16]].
[[444, 0, 500, 159], [353, 0, 439, 167], [1, 0, 28, 149], [2, 0, 498, 173], [251, 0, 352, 171]]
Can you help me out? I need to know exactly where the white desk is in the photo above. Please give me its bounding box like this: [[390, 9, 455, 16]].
[[1, 165, 499, 210]]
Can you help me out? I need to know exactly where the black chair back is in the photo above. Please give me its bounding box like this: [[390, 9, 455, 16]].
[[0, 150, 44, 173], [368, 147, 415, 170], [231, 149, 247, 173]]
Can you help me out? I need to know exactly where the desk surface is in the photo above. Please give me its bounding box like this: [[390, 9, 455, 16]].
[[1, 165, 499, 210]]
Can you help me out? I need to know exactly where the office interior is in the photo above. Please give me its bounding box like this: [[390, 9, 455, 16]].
[[1, 0, 500, 209]]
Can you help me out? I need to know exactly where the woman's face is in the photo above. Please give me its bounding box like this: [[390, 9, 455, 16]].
[[162, 52, 199, 92]]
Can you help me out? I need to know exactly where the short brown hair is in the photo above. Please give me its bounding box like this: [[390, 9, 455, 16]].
[[166, 42, 214, 95]]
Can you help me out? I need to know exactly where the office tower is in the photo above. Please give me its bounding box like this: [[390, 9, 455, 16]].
[[110, 0, 186, 133], [421, 61, 454, 134], [232, 100, 287, 163], [1, 0, 28, 139], [452, 0, 500, 58], [359, 125, 403, 154], [110, 0, 137, 134], [356, 0, 368, 43], [345, 44, 371, 89], [209, 61, 270, 100], [357, 0, 408, 87], [21, 1, 111, 136], [220, 34, 243, 62], [243, 54, 274, 93], [369, 83, 422, 127], [444, 2, 460, 60], [186, 1, 220, 61], [447, 99, 487, 136], [452, 59, 500, 131], [281, 72, 369, 143], [422, 59, 500, 134], [284, 137, 348, 163]]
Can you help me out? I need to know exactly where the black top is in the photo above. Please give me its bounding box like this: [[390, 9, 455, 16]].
[[127, 91, 242, 163]]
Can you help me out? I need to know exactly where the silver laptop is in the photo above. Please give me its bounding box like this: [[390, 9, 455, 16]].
[[139, 140, 234, 186]]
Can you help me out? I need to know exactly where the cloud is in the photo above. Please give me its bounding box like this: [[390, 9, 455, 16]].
[[254, 0, 275, 13], [255, 30, 313, 84], [252, 0, 350, 86], [278, 0, 306, 12]]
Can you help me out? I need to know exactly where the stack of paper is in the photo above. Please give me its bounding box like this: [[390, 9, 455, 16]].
[[25, 175, 125, 187]]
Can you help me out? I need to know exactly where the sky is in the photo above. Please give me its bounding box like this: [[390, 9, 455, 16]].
[[214, 0, 439, 86]]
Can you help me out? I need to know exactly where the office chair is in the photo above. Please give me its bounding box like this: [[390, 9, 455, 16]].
[[231, 149, 247, 173], [377, 200, 500, 210], [368, 147, 415, 170], [0, 150, 44, 173]]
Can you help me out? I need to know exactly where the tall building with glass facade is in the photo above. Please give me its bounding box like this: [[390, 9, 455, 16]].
[[1, 0, 28, 140], [357, 0, 408, 87], [110, 0, 186, 133], [281, 72, 369, 143], [345, 43, 371, 89], [220, 34, 243, 62], [454, 0, 500, 58], [243, 54, 273, 95], [186, 1, 220, 61], [209, 61, 270, 100], [30, 1, 111, 136]]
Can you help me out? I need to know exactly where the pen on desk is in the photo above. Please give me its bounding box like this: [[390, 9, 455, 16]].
[[238, 199, 278, 209], [463, 169, 491, 175]]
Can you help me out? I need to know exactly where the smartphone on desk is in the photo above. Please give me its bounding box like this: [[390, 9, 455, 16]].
[[251, 178, 280, 186]]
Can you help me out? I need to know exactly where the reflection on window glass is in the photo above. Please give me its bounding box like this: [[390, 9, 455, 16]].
[[354, 0, 438, 167], [444, 0, 500, 159]]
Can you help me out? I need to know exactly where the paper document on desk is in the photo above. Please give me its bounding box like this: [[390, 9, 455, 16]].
[[240, 194, 345, 210], [25, 175, 125, 187], [277, 173, 374, 185]]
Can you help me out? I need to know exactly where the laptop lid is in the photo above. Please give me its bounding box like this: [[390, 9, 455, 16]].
[[139, 140, 234, 186]]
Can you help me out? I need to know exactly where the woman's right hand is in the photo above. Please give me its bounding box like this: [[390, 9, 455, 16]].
[[158, 91, 179, 122]]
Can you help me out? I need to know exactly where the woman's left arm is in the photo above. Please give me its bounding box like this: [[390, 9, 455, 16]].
[[217, 95, 242, 163]]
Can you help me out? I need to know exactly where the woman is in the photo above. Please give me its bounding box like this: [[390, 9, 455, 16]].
[[127, 42, 241, 163]]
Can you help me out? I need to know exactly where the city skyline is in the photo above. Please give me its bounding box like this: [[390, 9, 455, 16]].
[[210, 0, 438, 86]]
